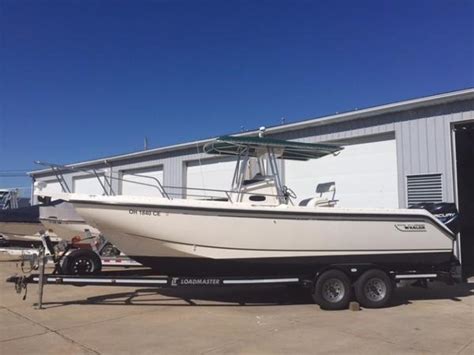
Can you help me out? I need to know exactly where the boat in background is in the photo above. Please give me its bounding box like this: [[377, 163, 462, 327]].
[[0, 188, 30, 209], [0, 189, 95, 247], [39, 200, 101, 242], [0, 205, 59, 248]]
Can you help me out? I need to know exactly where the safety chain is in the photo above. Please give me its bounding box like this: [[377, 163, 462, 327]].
[[14, 275, 28, 301]]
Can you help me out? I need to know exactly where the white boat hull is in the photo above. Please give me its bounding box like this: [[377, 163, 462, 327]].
[[64, 194, 455, 276], [0, 201, 98, 246], [40, 219, 100, 242]]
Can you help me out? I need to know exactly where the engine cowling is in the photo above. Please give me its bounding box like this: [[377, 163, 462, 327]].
[[409, 202, 459, 235]]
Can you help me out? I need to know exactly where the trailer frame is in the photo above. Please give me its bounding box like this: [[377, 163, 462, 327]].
[[6, 242, 459, 310]]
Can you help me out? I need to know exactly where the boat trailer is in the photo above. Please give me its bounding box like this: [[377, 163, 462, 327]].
[[6, 239, 458, 310], [7, 253, 307, 310]]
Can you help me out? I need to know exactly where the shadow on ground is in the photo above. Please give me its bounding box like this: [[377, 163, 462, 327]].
[[389, 281, 474, 307]]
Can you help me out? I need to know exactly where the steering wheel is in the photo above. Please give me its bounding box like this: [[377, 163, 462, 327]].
[[282, 185, 297, 199]]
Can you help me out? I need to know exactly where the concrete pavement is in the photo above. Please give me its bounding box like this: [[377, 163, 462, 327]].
[[0, 254, 472, 354]]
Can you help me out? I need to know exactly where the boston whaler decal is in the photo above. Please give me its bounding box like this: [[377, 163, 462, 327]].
[[395, 223, 426, 232]]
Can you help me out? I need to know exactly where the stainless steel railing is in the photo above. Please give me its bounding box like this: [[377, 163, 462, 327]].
[[33, 161, 287, 204]]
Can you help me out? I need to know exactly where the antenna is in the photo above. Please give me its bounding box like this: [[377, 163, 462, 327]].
[[281, 117, 286, 125], [144, 137, 148, 150]]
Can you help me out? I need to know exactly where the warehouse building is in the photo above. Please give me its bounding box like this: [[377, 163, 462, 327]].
[[30, 88, 474, 274]]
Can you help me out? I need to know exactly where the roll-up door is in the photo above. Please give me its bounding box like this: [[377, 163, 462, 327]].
[[73, 175, 106, 195], [121, 167, 164, 197], [40, 180, 64, 194], [185, 158, 236, 199], [284, 139, 398, 208]]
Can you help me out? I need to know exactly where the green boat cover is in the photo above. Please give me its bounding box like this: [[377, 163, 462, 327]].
[[203, 135, 343, 161]]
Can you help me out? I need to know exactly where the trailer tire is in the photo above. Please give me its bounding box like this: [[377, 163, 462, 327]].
[[355, 269, 393, 308], [62, 249, 102, 275], [312, 269, 351, 310]]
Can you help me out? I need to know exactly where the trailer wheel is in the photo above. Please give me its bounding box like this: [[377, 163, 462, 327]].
[[62, 249, 102, 275], [312, 269, 351, 310], [354, 269, 393, 308]]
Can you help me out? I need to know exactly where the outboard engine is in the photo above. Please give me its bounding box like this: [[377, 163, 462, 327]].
[[409, 202, 459, 235]]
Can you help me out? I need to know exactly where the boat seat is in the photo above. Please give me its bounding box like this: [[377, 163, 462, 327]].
[[299, 197, 335, 207], [299, 198, 312, 207], [299, 181, 338, 208], [242, 173, 266, 186]]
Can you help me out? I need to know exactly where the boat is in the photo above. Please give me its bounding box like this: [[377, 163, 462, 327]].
[[0, 189, 96, 247], [0, 204, 58, 248], [0, 188, 30, 209], [39, 200, 101, 242], [35, 134, 458, 277]]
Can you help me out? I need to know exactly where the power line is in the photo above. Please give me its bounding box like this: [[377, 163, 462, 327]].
[[0, 174, 30, 177]]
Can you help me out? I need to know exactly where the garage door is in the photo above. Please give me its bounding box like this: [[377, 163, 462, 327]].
[[40, 179, 64, 194], [73, 175, 106, 195], [284, 139, 398, 208], [186, 158, 236, 199], [121, 167, 164, 197]]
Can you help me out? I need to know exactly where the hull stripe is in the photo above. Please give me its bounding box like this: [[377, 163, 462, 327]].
[[126, 232, 451, 254]]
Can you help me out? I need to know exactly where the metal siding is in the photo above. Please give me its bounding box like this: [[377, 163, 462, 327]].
[[426, 116, 437, 172], [396, 101, 473, 205], [442, 115, 452, 202], [401, 119, 412, 171], [418, 117, 428, 173], [394, 123, 405, 207]]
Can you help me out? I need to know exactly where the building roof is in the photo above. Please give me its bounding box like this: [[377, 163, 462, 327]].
[[29, 87, 474, 176]]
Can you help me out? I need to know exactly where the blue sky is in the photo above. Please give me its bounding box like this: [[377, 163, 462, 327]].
[[1, 0, 473, 190]]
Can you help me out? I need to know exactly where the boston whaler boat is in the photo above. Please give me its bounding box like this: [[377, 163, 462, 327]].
[[35, 133, 460, 309]]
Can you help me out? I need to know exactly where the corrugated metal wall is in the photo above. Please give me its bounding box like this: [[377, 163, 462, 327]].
[[268, 98, 473, 206], [398, 99, 472, 205], [33, 98, 474, 207]]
